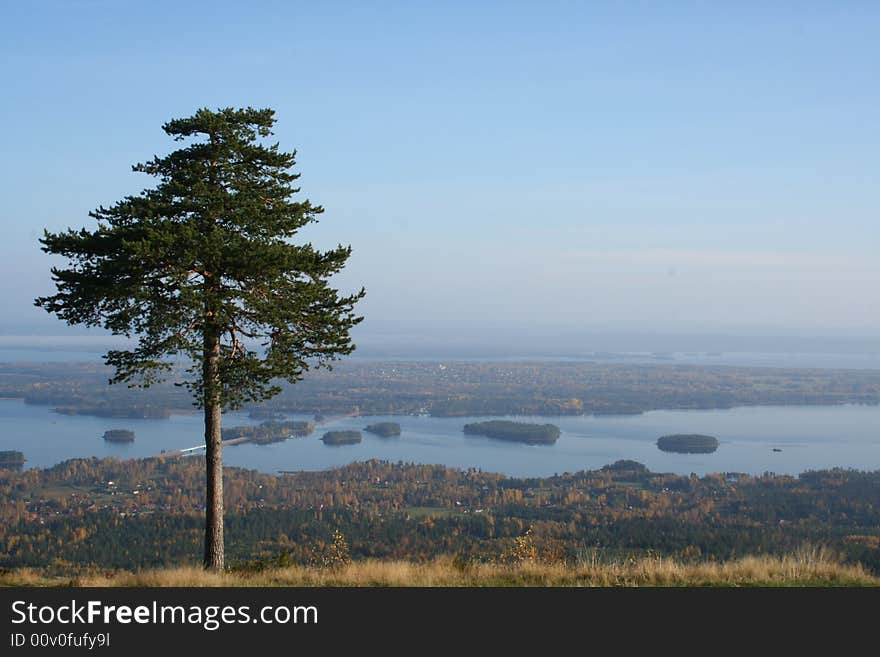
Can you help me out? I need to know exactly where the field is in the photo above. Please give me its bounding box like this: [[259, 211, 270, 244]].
[[3, 549, 877, 587]]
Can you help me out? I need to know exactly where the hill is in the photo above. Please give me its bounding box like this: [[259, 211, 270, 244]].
[[2, 457, 879, 574]]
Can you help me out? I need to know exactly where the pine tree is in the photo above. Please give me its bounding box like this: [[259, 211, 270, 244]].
[[35, 107, 364, 570]]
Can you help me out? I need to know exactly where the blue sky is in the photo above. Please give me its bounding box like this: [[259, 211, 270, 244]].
[[1, 1, 878, 347]]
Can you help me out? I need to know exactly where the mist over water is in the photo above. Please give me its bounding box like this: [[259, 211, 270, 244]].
[[2, 326, 880, 369]]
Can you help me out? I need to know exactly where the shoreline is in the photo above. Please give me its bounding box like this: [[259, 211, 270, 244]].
[[3, 399, 880, 478], [1, 398, 876, 421]]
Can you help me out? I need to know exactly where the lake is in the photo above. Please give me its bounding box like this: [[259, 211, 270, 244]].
[[2, 398, 879, 477]]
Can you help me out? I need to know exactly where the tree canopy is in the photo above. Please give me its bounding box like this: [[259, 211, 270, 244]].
[[36, 106, 364, 569], [36, 107, 364, 408]]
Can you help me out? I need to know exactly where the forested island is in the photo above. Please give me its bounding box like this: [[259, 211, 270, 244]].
[[321, 431, 362, 445], [657, 434, 719, 454], [364, 422, 401, 437], [223, 420, 314, 445], [0, 451, 25, 470], [103, 429, 135, 443], [463, 420, 560, 444]]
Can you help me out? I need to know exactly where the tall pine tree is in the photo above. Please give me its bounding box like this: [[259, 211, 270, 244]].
[[35, 107, 364, 570]]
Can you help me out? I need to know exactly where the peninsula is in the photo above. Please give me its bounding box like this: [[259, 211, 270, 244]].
[[222, 420, 314, 445]]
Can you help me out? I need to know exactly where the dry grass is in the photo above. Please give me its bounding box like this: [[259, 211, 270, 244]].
[[3, 549, 878, 587]]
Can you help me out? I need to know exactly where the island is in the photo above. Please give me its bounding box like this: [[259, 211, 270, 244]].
[[0, 450, 25, 470], [656, 434, 719, 454], [463, 420, 560, 444], [321, 430, 362, 445], [364, 422, 401, 437], [223, 420, 314, 445], [103, 429, 135, 443]]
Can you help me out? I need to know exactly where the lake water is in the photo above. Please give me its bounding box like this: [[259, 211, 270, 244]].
[[2, 398, 879, 477]]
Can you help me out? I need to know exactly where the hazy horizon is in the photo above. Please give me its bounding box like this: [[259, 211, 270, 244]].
[[2, 3, 879, 350], [2, 322, 879, 367]]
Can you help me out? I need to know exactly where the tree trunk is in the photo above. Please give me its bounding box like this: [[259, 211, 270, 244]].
[[203, 327, 224, 571]]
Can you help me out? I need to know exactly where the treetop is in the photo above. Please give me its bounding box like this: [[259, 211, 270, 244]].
[[36, 106, 364, 410]]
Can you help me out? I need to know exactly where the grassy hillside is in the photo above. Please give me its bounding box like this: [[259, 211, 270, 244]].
[[3, 551, 878, 587]]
